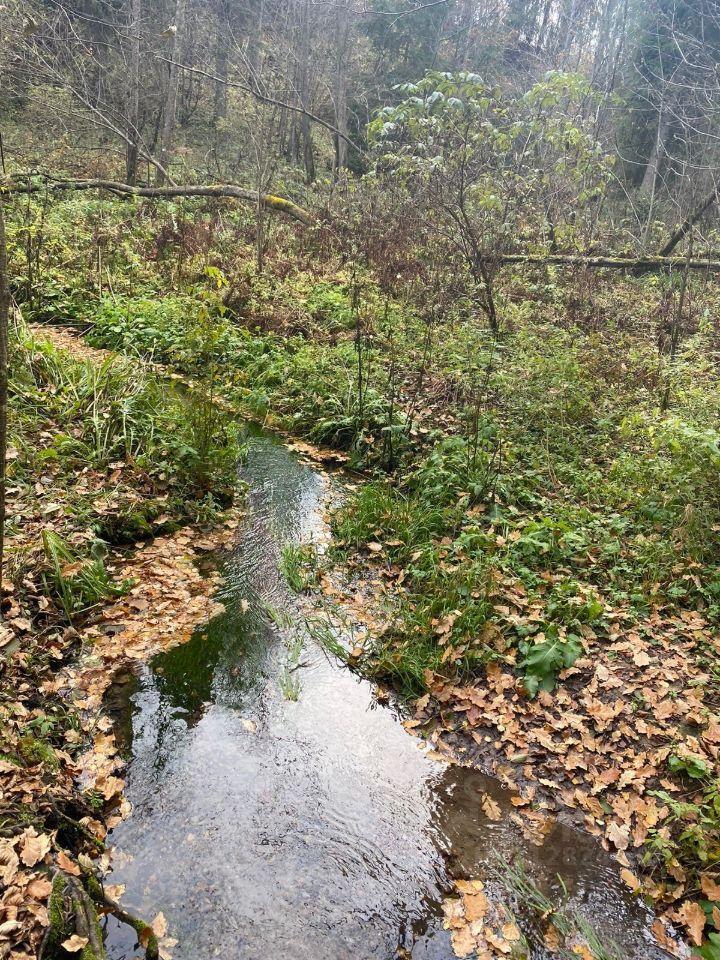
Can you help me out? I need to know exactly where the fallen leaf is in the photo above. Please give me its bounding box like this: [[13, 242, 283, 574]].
[[463, 890, 489, 922], [481, 794, 502, 821], [450, 925, 475, 957], [61, 935, 89, 952], [701, 874, 720, 901], [620, 868, 640, 893], [26, 877, 53, 899], [57, 850, 81, 876], [674, 900, 706, 945], [606, 821, 629, 851], [20, 828, 52, 867]]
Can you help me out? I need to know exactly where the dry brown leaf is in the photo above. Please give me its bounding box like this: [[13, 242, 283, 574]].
[[463, 890, 489, 923], [620, 868, 640, 893], [26, 877, 53, 899], [151, 912, 168, 938], [56, 850, 81, 876], [20, 828, 52, 867], [606, 821, 629, 851], [450, 925, 475, 958], [481, 794, 502, 821], [61, 935, 89, 952], [544, 923, 562, 952], [700, 874, 720, 901], [674, 900, 706, 945]]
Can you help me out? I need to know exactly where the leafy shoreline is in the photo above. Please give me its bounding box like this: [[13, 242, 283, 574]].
[[1, 324, 240, 959]]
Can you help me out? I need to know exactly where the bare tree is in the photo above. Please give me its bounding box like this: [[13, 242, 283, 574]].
[[157, 0, 188, 183], [126, 0, 143, 183], [0, 199, 8, 609]]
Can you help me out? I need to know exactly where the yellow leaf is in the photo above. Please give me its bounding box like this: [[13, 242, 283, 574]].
[[620, 868, 640, 893]]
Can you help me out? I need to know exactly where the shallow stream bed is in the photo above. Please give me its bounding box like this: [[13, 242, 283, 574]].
[[104, 425, 670, 960]]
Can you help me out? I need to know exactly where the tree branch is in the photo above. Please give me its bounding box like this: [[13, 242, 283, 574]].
[[156, 57, 363, 155], [658, 186, 718, 257], [492, 252, 720, 272], [0, 178, 313, 224]]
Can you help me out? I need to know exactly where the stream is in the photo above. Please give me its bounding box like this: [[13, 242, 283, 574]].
[[104, 424, 670, 960]]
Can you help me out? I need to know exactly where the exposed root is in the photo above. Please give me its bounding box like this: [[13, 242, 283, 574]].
[[40, 870, 158, 960]]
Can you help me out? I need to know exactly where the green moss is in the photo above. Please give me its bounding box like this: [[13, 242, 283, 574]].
[[45, 874, 70, 955], [17, 734, 59, 770]]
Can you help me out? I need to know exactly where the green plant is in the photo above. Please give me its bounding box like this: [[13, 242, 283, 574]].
[[41, 531, 130, 620], [280, 544, 318, 592], [518, 628, 583, 697]]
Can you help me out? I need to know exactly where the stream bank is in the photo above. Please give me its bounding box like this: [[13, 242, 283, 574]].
[[101, 424, 673, 960]]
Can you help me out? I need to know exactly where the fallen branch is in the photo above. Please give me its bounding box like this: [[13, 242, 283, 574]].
[[41, 870, 160, 960], [86, 874, 159, 960], [491, 252, 720, 273], [0, 177, 313, 225], [658, 186, 718, 258]]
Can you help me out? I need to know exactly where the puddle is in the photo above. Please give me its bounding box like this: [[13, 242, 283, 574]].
[[104, 425, 671, 960]]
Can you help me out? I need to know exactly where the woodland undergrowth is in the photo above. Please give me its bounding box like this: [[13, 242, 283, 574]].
[[6, 190, 720, 957]]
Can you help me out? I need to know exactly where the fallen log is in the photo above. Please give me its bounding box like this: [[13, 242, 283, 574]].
[[0, 177, 313, 225], [491, 252, 720, 273]]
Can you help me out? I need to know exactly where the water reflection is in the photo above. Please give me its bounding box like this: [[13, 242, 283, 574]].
[[105, 425, 669, 960]]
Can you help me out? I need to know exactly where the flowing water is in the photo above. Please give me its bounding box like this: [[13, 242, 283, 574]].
[[104, 425, 672, 960]]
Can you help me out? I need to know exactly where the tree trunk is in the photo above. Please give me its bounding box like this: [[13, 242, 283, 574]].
[[213, 3, 229, 122], [640, 105, 670, 197], [125, 0, 142, 184], [659, 185, 718, 257], [333, 3, 349, 175], [0, 200, 8, 612], [297, 0, 315, 183], [157, 0, 187, 185]]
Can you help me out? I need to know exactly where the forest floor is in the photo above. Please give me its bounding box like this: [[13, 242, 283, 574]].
[[5, 191, 720, 958], [1, 323, 239, 959]]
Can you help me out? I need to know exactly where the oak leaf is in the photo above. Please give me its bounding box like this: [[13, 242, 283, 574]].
[[20, 828, 51, 868], [481, 794, 502, 821], [674, 900, 706, 945], [701, 874, 720, 901]]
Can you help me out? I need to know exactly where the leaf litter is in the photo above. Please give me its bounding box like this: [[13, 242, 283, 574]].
[[1, 325, 240, 958]]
